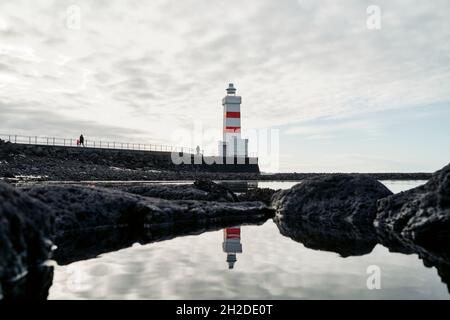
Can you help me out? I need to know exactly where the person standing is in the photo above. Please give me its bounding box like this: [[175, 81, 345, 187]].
[[79, 134, 85, 147]]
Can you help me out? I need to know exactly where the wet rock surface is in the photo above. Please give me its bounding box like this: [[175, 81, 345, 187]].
[[116, 183, 234, 202], [0, 182, 54, 299], [22, 185, 273, 235], [193, 178, 238, 202], [238, 187, 277, 205], [376, 163, 450, 250], [272, 174, 393, 225], [272, 174, 391, 256], [119, 179, 241, 202]]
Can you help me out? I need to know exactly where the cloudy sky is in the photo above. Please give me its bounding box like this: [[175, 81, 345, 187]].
[[1, 0, 449, 172]]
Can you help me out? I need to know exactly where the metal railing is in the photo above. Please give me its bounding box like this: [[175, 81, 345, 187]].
[[0, 133, 259, 158], [0, 133, 197, 154]]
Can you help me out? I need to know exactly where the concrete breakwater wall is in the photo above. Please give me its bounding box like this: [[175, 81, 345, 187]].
[[0, 140, 260, 174]]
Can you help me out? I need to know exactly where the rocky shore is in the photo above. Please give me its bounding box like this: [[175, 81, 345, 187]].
[[1, 147, 449, 299], [272, 174, 393, 256], [272, 163, 450, 291], [0, 178, 273, 299], [0, 140, 432, 181]]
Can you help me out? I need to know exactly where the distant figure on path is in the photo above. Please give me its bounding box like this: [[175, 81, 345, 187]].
[[196, 145, 201, 155], [79, 134, 85, 147]]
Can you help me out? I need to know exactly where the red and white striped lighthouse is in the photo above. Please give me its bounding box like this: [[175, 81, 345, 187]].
[[222, 227, 242, 269], [219, 83, 248, 157]]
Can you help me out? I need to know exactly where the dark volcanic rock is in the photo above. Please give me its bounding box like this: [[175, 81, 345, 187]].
[[0, 182, 54, 299], [272, 174, 392, 256], [120, 182, 236, 202], [373, 163, 450, 291], [272, 174, 393, 225], [3, 171, 15, 178], [238, 188, 277, 205], [375, 163, 450, 250], [193, 179, 239, 202], [23, 185, 273, 235]]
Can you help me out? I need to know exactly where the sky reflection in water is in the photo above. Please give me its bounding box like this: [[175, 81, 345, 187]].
[[49, 180, 449, 299]]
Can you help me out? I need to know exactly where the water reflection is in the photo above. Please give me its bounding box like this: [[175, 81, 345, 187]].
[[41, 180, 450, 298], [48, 221, 450, 299], [223, 228, 242, 269], [275, 216, 378, 257], [4, 179, 449, 299], [1, 266, 54, 300]]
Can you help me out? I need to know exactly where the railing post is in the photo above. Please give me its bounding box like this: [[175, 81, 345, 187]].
[[46, 138, 49, 145], [14, 135, 17, 143], [52, 138, 55, 145], [35, 136, 37, 144]]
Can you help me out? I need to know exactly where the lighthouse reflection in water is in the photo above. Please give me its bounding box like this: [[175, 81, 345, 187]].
[[222, 228, 242, 269]]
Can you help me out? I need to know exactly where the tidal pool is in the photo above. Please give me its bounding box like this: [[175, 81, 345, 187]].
[[48, 180, 449, 299]]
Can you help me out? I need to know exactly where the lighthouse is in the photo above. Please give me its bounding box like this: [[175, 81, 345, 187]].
[[222, 227, 242, 269], [218, 83, 249, 157]]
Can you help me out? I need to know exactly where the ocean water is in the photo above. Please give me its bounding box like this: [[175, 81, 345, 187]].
[[48, 180, 450, 300]]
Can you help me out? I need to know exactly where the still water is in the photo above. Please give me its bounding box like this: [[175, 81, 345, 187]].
[[48, 180, 450, 300]]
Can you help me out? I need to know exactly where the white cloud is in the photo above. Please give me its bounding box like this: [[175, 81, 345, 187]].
[[0, 0, 449, 153]]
